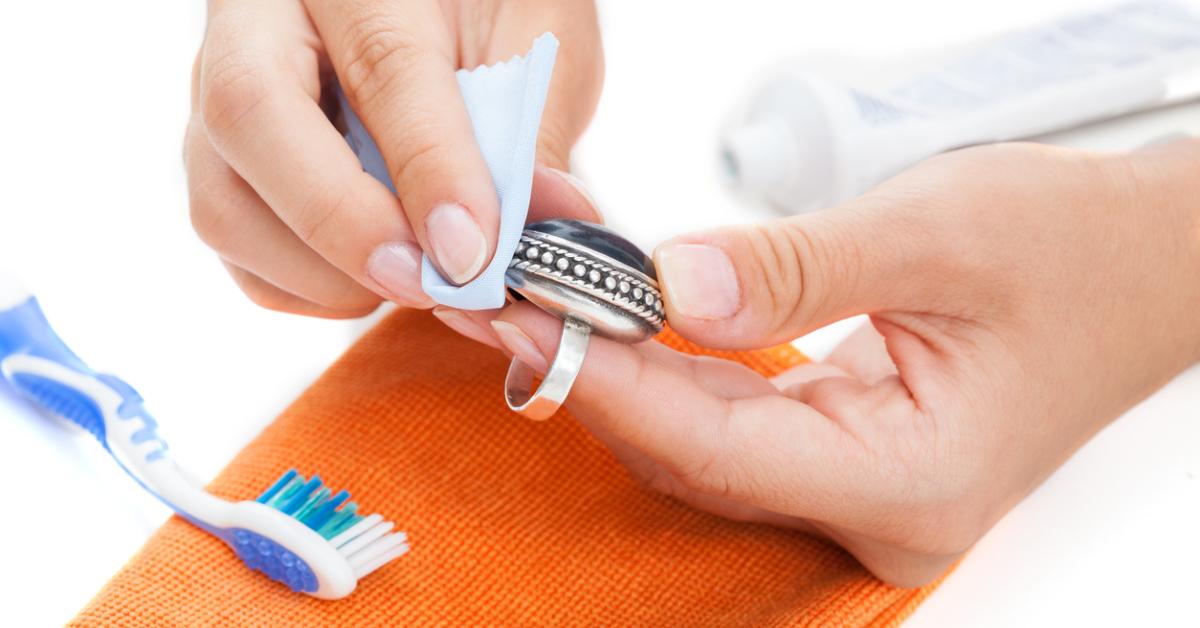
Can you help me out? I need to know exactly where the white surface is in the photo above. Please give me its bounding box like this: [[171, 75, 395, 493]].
[[0, 1, 1195, 625]]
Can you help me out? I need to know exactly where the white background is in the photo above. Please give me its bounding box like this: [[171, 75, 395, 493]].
[[0, 1, 1197, 625]]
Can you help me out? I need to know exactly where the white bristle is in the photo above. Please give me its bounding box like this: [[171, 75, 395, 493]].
[[338, 520, 394, 557], [328, 513, 382, 549], [352, 536, 411, 578], [347, 532, 409, 570]]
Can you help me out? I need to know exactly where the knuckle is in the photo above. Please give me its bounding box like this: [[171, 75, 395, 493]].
[[200, 50, 270, 138], [672, 406, 749, 501], [293, 185, 352, 247], [236, 280, 290, 314], [337, 13, 426, 108], [734, 222, 814, 331], [389, 139, 446, 190], [188, 187, 236, 253], [674, 452, 731, 497]]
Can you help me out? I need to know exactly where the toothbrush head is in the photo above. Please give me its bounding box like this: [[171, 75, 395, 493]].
[[0, 281, 408, 600], [228, 469, 409, 598]]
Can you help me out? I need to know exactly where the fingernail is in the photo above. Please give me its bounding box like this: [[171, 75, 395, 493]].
[[367, 241, 434, 307], [546, 167, 603, 221], [432, 307, 501, 349], [426, 202, 488, 285], [657, 244, 741, 320], [490, 321, 549, 373]]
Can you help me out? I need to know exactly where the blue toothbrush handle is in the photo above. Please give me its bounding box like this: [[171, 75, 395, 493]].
[[0, 293, 159, 454]]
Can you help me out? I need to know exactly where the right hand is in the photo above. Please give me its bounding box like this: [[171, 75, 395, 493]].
[[185, 0, 603, 319], [491, 140, 1200, 586]]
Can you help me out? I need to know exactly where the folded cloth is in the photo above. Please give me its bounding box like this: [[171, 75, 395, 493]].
[[73, 310, 942, 626]]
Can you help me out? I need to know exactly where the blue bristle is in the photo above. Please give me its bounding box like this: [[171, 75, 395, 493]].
[[257, 469, 298, 504], [258, 470, 366, 541], [302, 490, 350, 530], [317, 503, 360, 539], [293, 487, 331, 521], [280, 476, 322, 515]]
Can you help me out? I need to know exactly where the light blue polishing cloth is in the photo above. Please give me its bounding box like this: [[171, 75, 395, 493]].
[[339, 33, 559, 310]]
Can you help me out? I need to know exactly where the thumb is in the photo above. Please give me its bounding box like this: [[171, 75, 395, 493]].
[[655, 196, 954, 349]]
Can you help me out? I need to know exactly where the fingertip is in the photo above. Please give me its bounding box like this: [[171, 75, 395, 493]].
[[652, 239, 752, 350], [529, 164, 603, 224], [425, 201, 492, 285]]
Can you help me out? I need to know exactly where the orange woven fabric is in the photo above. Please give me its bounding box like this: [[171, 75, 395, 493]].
[[74, 309, 940, 626]]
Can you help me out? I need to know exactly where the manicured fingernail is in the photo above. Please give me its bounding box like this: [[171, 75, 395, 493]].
[[546, 167, 603, 221], [657, 243, 741, 320], [426, 202, 488, 285], [490, 321, 549, 373], [432, 307, 501, 349], [367, 241, 433, 307]]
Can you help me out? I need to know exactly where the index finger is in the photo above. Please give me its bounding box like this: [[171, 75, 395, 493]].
[[306, 0, 501, 286]]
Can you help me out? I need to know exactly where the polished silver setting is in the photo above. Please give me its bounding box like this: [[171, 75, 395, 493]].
[[502, 223, 664, 420], [507, 231, 663, 342]]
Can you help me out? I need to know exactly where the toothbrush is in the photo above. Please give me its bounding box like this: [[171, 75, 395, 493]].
[[0, 274, 408, 599]]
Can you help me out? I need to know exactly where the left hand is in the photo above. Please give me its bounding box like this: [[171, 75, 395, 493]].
[[186, 0, 603, 319], [486, 140, 1200, 586]]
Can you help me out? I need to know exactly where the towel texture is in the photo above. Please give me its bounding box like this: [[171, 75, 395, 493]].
[[73, 310, 940, 626]]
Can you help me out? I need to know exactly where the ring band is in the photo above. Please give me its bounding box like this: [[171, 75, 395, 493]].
[[502, 220, 662, 420], [503, 314, 591, 420]]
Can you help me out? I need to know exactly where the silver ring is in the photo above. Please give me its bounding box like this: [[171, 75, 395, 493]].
[[502, 219, 663, 419], [503, 314, 590, 421]]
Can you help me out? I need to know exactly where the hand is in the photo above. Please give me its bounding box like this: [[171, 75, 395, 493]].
[[185, 0, 602, 318], [489, 140, 1200, 586]]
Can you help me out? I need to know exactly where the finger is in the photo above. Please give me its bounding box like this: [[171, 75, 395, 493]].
[[430, 306, 501, 350], [769, 362, 853, 393], [769, 321, 897, 395], [198, 3, 425, 306], [824, 321, 899, 385], [305, 0, 498, 286], [185, 118, 397, 311], [491, 302, 856, 518], [221, 262, 375, 319], [490, 2, 604, 224], [528, 164, 602, 224], [654, 194, 962, 349], [486, 0, 604, 171]]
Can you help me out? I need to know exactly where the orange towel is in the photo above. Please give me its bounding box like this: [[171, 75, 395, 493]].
[[73, 310, 941, 626]]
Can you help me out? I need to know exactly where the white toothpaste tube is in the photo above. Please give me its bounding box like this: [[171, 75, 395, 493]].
[[722, 0, 1200, 213]]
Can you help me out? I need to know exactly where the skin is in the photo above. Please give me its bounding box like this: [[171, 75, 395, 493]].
[[187, 1, 1200, 587], [492, 140, 1200, 586], [186, 0, 603, 326]]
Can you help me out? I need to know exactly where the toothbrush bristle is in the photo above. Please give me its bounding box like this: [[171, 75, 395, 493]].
[[258, 470, 365, 539], [255, 469, 409, 584]]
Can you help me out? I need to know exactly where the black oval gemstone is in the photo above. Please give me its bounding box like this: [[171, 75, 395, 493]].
[[525, 219, 656, 280]]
